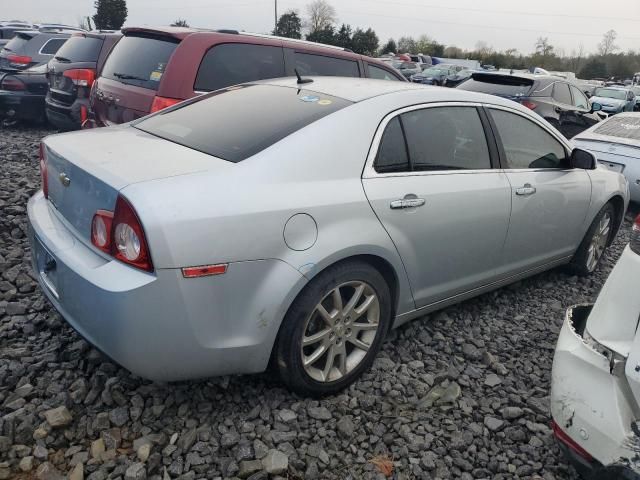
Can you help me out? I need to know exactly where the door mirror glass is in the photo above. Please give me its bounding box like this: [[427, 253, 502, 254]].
[[591, 102, 602, 112], [570, 148, 597, 170]]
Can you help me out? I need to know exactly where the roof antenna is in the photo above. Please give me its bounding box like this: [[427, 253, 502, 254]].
[[295, 68, 313, 85]]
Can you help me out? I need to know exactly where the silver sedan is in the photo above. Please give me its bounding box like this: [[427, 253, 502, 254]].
[[28, 77, 629, 396]]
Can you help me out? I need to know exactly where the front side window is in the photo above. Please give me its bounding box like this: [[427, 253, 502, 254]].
[[367, 64, 401, 81], [194, 43, 285, 92], [490, 109, 567, 169], [374, 117, 409, 173], [294, 52, 359, 77], [552, 82, 572, 105], [570, 86, 589, 110], [401, 107, 491, 171]]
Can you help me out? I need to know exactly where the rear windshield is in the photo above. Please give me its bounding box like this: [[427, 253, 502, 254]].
[[54, 36, 102, 62], [457, 74, 533, 97], [2, 33, 32, 52], [101, 34, 178, 90], [135, 84, 352, 162], [594, 116, 640, 141]]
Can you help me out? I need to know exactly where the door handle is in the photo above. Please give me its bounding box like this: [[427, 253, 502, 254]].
[[515, 184, 536, 196], [390, 198, 425, 209]]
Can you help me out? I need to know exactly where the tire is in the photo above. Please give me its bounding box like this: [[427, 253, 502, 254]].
[[275, 261, 392, 397], [569, 203, 615, 276]]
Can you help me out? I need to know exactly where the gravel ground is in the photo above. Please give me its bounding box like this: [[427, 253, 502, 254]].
[[0, 124, 636, 480]]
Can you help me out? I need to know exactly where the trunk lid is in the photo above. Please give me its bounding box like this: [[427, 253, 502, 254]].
[[43, 126, 228, 241]]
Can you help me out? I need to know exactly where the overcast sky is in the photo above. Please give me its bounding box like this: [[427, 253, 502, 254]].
[[5, 0, 640, 55]]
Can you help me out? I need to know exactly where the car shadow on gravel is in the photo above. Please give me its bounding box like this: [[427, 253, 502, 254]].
[[2, 126, 633, 479]]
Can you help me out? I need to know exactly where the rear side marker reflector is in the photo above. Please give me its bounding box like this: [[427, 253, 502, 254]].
[[551, 420, 593, 462], [182, 264, 228, 278]]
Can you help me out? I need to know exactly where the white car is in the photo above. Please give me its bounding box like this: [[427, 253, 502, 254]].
[[573, 112, 640, 203], [551, 214, 640, 477]]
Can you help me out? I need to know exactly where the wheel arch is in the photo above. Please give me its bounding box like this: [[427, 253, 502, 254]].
[[606, 194, 626, 245]]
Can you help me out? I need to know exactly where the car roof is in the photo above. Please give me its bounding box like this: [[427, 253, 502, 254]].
[[257, 76, 526, 107]]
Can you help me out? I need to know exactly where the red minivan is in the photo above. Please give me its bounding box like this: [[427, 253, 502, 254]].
[[88, 27, 405, 127]]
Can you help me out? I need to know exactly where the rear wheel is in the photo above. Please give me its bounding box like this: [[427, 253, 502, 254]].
[[275, 261, 391, 397], [569, 203, 615, 276]]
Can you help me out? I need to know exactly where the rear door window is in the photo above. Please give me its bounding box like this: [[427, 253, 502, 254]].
[[135, 84, 352, 162], [101, 35, 178, 91], [552, 82, 572, 105], [294, 52, 360, 77], [194, 43, 285, 92], [54, 36, 103, 62]]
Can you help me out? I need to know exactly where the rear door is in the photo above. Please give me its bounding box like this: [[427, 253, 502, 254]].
[[92, 34, 179, 125], [362, 104, 511, 308], [487, 106, 591, 275]]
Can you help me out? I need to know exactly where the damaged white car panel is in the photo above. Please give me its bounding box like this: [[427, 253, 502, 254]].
[[551, 215, 640, 477]]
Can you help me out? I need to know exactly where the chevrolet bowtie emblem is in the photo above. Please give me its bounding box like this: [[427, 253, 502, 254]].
[[59, 172, 71, 187]]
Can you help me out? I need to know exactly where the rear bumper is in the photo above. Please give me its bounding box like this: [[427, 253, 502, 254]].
[[550, 304, 640, 473], [45, 95, 84, 130], [0, 89, 44, 121], [27, 191, 305, 381]]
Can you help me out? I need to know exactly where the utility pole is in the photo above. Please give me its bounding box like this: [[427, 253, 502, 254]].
[[274, 0, 278, 34]]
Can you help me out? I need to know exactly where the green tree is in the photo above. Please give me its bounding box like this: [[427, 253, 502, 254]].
[[171, 19, 189, 27], [380, 38, 397, 55], [351, 28, 378, 57], [335, 24, 352, 50], [306, 25, 336, 45], [93, 0, 128, 30], [274, 10, 302, 39], [397, 36, 416, 54], [579, 58, 607, 79]]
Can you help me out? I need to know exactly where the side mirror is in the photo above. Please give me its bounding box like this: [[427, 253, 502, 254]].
[[570, 148, 597, 170], [591, 102, 602, 112], [585, 91, 592, 98]]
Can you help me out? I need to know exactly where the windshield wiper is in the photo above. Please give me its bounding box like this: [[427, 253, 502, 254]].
[[113, 72, 146, 81], [54, 55, 71, 62]]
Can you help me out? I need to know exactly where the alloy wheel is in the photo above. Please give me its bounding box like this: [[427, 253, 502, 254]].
[[301, 281, 380, 383], [586, 211, 611, 272]]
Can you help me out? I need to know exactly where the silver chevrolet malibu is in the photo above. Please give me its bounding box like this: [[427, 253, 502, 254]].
[[28, 77, 629, 396]]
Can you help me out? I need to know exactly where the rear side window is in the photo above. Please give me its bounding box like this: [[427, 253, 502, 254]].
[[374, 117, 409, 173], [368, 64, 401, 81], [194, 43, 285, 92], [135, 84, 352, 162], [457, 75, 533, 98], [40, 38, 67, 55], [294, 52, 359, 77], [402, 107, 491, 170], [54, 36, 102, 62], [101, 35, 178, 90], [552, 82, 572, 105]]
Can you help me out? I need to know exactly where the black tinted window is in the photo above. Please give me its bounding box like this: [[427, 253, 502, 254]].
[[457, 75, 533, 97], [552, 82, 572, 105], [194, 43, 285, 92], [490, 109, 566, 169], [40, 38, 67, 55], [294, 52, 359, 77], [54, 36, 102, 62], [101, 35, 178, 91], [374, 117, 409, 173], [135, 85, 351, 162], [368, 64, 400, 81], [401, 107, 491, 170], [3, 33, 31, 52]]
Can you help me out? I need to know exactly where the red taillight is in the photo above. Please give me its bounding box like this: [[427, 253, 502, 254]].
[[182, 264, 228, 278], [150, 95, 181, 113], [7, 54, 31, 67], [631, 214, 640, 255], [63, 68, 96, 87], [91, 210, 114, 253], [1, 75, 25, 91], [551, 421, 593, 462], [110, 195, 153, 272], [521, 100, 538, 110], [39, 142, 48, 198]]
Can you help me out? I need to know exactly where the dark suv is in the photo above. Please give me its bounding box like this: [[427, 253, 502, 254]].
[[88, 27, 405, 127], [45, 31, 121, 130], [0, 30, 73, 72], [456, 72, 603, 138]]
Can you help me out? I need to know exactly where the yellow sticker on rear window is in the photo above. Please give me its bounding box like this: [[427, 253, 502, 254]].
[[150, 71, 163, 82]]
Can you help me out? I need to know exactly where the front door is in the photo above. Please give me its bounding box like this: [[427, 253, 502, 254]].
[[362, 105, 511, 308], [487, 107, 591, 276]]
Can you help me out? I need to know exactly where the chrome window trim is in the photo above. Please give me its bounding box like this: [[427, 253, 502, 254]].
[[363, 101, 573, 179]]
